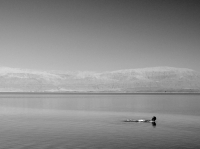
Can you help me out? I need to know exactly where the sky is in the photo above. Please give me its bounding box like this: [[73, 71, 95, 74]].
[[0, 0, 200, 72]]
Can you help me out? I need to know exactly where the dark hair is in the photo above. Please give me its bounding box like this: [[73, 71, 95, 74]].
[[152, 116, 156, 121]]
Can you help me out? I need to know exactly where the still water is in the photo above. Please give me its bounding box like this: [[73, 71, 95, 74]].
[[0, 93, 199, 149]]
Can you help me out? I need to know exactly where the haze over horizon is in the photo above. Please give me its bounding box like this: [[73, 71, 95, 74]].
[[0, 0, 200, 72]]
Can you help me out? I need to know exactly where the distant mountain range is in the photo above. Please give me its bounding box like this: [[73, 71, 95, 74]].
[[0, 66, 200, 93]]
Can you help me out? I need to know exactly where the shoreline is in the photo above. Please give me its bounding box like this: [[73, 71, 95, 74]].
[[0, 91, 200, 95]]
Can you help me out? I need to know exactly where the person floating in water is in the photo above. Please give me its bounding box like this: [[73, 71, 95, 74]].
[[124, 116, 157, 123]]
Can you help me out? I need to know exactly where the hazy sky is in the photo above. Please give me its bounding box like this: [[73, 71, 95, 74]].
[[0, 0, 200, 72]]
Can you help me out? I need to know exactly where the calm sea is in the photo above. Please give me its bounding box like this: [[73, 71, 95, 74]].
[[0, 93, 199, 149]]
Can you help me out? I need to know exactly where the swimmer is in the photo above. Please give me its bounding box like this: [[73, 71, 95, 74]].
[[125, 116, 156, 122]]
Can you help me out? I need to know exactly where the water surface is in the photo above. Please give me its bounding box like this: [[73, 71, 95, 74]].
[[0, 93, 199, 149]]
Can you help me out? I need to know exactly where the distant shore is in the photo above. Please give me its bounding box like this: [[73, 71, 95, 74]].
[[0, 91, 200, 95]]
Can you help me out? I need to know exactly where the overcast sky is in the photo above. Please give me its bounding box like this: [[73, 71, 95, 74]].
[[0, 0, 200, 72]]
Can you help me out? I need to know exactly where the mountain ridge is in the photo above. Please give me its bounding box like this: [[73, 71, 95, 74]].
[[0, 66, 199, 92]]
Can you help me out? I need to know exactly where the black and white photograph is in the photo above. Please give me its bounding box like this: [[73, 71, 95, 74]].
[[0, 0, 200, 148]]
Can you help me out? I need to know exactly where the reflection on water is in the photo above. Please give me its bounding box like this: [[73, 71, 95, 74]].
[[1, 93, 200, 116], [0, 93, 200, 149], [152, 122, 156, 127]]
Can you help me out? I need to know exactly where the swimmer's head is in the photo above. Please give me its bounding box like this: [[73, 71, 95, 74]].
[[152, 116, 156, 121]]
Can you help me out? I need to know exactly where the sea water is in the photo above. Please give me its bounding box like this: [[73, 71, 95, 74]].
[[0, 93, 199, 149]]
